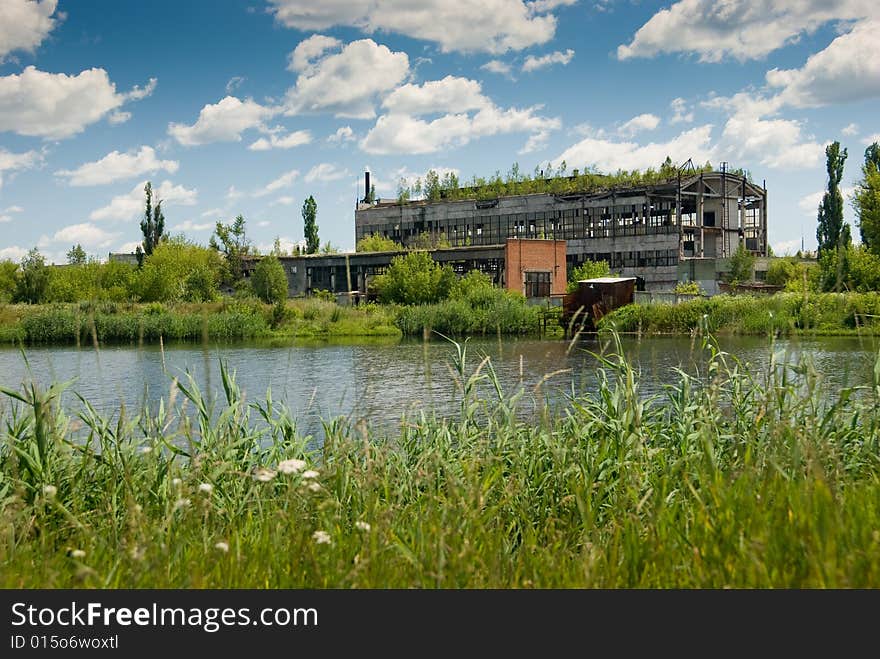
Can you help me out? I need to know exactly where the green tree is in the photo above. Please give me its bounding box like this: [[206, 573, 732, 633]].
[[843, 244, 880, 292], [270, 237, 287, 257], [854, 142, 880, 253], [138, 182, 166, 266], [410, 231, 450, 250], [66, 243, 87, 265], [356, 233, 401, 252], [251, 255, 288, 304], [210, 214, 251, 284], [372, 251, 456, 305], [137, 238, 223, 302], [727, 244, 756, 284], [302, 196, 319, 254], [424, 169, 441, 201], [46, 262, 101, 302], [14, 248, 49, 304], [568, 260, 611, 292], [816, 142, 848, 256], [0, 260, 19, 303]]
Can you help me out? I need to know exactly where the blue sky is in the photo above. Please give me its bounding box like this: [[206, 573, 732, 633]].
[[1, 0, 878, 263]]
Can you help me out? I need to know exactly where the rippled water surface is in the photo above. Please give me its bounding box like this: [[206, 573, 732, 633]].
[[1, 334, 877, 437]]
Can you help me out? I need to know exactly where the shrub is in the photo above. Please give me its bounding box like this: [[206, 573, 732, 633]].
[[674, 281, 703, 295], [373, 251, 456, 305], [567, 260, 611, 292], [251, 255, 288, 305], [356, 233, 402, 252], [0, 260, 19, 303], [136, 238, 223, 302], [312, 289, 335, 303], [14, 248, 49, 304]]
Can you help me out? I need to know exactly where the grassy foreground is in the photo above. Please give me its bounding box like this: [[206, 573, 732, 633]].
[[601, 291, 880, 336], [1, 333, 879, 587]]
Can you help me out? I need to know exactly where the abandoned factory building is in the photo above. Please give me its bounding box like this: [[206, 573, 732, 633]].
[[246, 166, 768, 298]]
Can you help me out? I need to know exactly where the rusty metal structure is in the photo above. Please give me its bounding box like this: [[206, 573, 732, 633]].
[[562, 277, 636, 332]]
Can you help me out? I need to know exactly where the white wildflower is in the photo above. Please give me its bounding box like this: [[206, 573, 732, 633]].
[[198, 483, 213, 494], [140, 446, 152, 454], [355, 521, 371, 532], [301, 470, 319, 480], [277, 458, 307, 474], [214, 541, 229, 553], [173, 498, 191, 511], [253, 467, 277, 482], [171, 478, 182, 487], [42, 484, 57, 498], [312, 530, 331, 545], [307, 482, 322, 493], [70, 549, 86, 559]]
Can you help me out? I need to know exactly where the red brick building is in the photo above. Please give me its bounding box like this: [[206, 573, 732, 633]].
[[503, 239, 567, 298]]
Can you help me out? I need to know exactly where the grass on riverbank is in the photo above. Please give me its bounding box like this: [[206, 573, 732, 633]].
[[0, 299, 400, 345], [1, 332, 879, 587], [601, 291, 880, 336]]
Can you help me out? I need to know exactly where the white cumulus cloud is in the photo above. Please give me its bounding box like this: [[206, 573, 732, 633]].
[[248, 128, 312, 151], [0, 246, 28, 261], [522, 48, 574, 72], [669, 97, 694, 125], [766, 19, 880, 108], [53, 223, 119, 248], [254, 169, 300, 197], [267, 0, 558, 54], [287, 34, 342, 72], [617, 0, 877, 63], [618, 113, 660, 137], [361, 102, 560, 155], [305, 163, 349, 183], [552, 125, 716, 173], [0, 66, 156, 139], [284, 38, 409, 119], [480, 60, 515, 78], [168, 96, 275, 146], [0, 147, 41, 190], [90, 180, 198, 222], [704, 93, 825, 169], [55, 146, 179, 186], [0, 0, 62, 62], [382, 76, 490, 115], [327, 126, 355, 143]]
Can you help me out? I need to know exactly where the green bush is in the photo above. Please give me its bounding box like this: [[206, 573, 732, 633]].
[[356, 233, 402, 252], [251, 255, 288, 305], [0, 260, 19, 303], [567, 260, 611, 292], [374, 251, 456, 305], [136, 238, 223, 302]]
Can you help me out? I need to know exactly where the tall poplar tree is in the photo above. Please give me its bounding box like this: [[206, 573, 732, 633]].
[[138, 181, 166, 266], [302, 195, 319, 254], [816, 142, 848, 256]]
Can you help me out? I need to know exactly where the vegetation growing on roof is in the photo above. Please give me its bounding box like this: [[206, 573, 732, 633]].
[[391, 158, 752, 204]]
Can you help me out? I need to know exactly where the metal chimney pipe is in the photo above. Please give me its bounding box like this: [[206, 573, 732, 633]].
[[364, 171, 370, 202]]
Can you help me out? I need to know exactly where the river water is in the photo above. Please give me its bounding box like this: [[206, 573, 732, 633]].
[[0, 334, 877, 437]]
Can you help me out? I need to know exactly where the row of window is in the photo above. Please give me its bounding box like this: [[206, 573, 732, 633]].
[[571, 249, 679, 269], [359, 206, 683, 247]]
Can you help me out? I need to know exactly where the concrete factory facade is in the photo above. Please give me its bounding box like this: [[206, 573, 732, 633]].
[[116, 166, 770, 299], [354, 168, 768, 293], [244, 238, 568, 300]]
